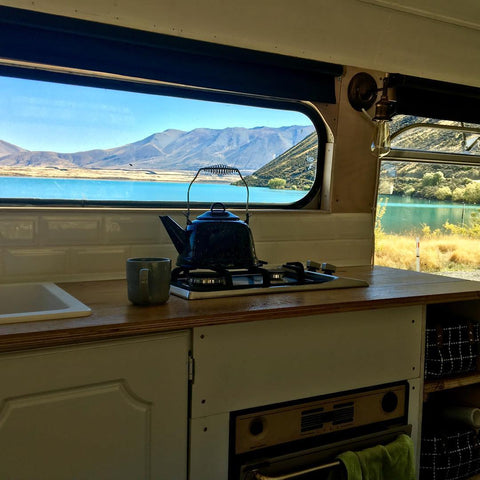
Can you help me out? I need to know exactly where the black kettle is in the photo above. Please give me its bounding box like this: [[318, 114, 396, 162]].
[[160, 165, 262, 270]]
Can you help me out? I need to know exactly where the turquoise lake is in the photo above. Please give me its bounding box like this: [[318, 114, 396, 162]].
[[378, 195, 480, 234], [1, 177, 478, 234], [0, 176, 307, 204]]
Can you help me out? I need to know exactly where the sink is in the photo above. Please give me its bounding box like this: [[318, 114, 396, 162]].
[[0, 282, 91, 324]]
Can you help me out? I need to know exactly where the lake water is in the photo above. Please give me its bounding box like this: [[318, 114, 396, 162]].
[[2, 177, 478, 234], [0, 176, 307, 204], [378, 195, 480, 234]]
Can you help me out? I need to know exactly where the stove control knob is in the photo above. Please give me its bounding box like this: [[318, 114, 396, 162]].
[[321, 263, 336, 275], [249, 417, 265, 436], [381, 391, 398, 413]]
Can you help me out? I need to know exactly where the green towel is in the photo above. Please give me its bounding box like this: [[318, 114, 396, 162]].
[[331, 434, 416, 480]]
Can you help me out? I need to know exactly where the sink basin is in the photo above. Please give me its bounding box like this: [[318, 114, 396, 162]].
[[0, 282, 91, 324]]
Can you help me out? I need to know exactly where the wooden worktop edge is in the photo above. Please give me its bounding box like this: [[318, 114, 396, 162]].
[[0, 267, 479, 353]]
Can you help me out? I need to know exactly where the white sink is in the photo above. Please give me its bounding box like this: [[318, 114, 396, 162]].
[[0, 282, 91, 324]]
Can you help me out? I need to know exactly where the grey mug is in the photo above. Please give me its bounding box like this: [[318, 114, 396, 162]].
[[126, 257, 171, 305]]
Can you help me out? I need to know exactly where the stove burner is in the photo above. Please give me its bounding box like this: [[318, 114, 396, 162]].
[[169, 262, 369, 299], [187, 273, 228, 288], [268, 268, 285, 283]]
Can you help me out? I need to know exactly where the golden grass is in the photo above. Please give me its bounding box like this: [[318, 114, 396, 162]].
[[375, 233, 480, 272], [0, 166, 238, 183]]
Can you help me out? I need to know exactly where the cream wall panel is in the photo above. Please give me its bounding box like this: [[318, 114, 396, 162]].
[[249, 212, 372, 241], [189, 413, 230, 480], [0, 332, 190, 480], [105, 214, 164, 244], [129, 243, 177, 261], [39, 215, 102, 245], [0, 216, 37, 245], [191, 306, 422, 418], [70, 246, 128, 274], [359, 0, 480, 30], [255, 239, 372, 266], [0, 0, 478, 87], [0, 210, 373, 283], [4, 248, 68, 278]]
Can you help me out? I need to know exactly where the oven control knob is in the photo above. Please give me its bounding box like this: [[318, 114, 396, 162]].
[[249, 417, 265, 436], [381, 391, 398, 413]]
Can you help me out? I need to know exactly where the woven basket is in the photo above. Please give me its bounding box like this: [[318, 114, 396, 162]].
[[421, 426, 480, 480], [425, 320, 480, 379]]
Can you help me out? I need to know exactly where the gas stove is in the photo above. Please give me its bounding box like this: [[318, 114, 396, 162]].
[[170, 261, 369, 300]]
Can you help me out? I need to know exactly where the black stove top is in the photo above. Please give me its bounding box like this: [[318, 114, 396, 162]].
[[170, 261, 369, 300]]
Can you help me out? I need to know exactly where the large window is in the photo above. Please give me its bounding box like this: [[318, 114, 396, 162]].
[[0, 6, 342, 208], [375, 114, 480, 278], [0, 75, 320, 206]]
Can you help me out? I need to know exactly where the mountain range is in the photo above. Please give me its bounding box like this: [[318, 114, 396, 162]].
[[0, 125, 314, 174]]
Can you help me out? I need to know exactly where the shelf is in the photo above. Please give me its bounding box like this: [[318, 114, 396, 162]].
[[424, 372, 480, 401]]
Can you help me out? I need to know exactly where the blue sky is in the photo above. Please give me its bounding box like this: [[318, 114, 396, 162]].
[[0, 76, 311, 153]]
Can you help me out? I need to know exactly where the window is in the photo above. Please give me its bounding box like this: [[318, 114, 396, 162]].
[[375, 114, 480, 277], [0, 75, 320, 206], [0, 5, 341, 208]]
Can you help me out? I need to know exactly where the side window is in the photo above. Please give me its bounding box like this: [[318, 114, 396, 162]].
[[375, 114, 480, 278]]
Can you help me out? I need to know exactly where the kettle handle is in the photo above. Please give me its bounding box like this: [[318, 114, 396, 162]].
[[186, 165, 250, 223]]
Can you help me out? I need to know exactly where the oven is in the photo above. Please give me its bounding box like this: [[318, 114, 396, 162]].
[[228, 382, 411, 480]]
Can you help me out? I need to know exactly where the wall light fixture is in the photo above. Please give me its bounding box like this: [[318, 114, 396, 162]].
[[347, 73, 396, 158]]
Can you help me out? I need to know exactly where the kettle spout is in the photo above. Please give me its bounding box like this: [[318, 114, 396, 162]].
[[159, 216, 187, 254]]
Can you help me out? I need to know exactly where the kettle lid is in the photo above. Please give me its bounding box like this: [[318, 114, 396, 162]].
[[196, 202, 240, 221]]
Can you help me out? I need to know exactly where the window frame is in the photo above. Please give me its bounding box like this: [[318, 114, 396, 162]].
[[0, 5, 337, 209]]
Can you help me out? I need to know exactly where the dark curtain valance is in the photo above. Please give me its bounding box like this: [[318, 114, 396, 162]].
[[390, 74, 480, 124], [0, 6, 342, 103]]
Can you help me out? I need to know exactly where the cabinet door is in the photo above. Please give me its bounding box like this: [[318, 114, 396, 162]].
[[0, 331, 190, 480]]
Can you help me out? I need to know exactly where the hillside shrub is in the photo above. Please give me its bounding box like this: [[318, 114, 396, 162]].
[[435, 186, 452, 200], [267, 178, 286, 189]]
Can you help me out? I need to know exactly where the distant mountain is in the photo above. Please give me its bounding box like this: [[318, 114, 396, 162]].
[[0, 140, 27, 158], [0, 126, 314, 173], [240, 132, 318, 190]]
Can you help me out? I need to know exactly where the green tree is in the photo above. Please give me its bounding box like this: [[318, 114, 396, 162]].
[[435, 186, 452, 200], [267, 178, 286, 189], [463, 182, 480, 204], [422, 171, 445, 187], [452, 187, 466, 202]]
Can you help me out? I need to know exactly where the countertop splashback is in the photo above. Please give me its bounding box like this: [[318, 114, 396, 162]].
[[0, 209, 373, 283]]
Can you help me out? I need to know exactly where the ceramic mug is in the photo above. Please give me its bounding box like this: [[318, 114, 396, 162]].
[[126, 257, 171, 305]]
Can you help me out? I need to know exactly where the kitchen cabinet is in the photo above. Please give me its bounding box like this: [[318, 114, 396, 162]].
[[0, 331, 190, 480], [189, 306, 424, 480]]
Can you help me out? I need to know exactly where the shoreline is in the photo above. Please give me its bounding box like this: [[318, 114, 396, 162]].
[[0, 166, 241, 183]]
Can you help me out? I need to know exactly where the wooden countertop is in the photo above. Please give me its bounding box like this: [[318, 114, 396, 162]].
[[1, 266, 479, 353]]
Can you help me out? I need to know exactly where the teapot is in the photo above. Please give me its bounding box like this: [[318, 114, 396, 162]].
[[160, 165, 263, 270]]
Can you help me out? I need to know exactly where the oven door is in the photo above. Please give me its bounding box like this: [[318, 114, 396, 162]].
[[238, 424, 412, 480], [229, 382, 411, 480]]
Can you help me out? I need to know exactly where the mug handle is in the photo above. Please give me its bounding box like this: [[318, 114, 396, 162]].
[[139, 268, 150, 304]]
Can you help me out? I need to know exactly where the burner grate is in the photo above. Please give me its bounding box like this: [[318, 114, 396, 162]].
[[169, 262, 369, 299]]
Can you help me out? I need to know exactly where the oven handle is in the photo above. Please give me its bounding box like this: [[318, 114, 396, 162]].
[[251, 460, 341, 480]]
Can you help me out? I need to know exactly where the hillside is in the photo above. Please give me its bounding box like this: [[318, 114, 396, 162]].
[[0, 125, 314, 174], [239, 132, 318, 190], [390, 115, 480, 154], [241, 115, 480, 193], [0, 140, 27, 158]]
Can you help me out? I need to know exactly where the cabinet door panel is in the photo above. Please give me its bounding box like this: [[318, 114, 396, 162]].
[[192, 307, 422, 417], [0, 332, 190, 480]]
